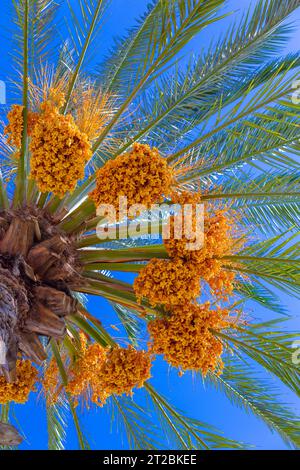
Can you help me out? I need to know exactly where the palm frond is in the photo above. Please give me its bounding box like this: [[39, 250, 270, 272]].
[[102, 52, 300, 164], [225, 231, 300, 297], [12, 0, 59, 77], [12, 0, 30, 206], [208, 357, 300, 448], [215, 323, 300, 396], [51, 340, 90, 450], [169, 64, 300, 168], [110, 395, 158, 449], [236, 280, 288, 316], [99, 0, 227, 96], [46, 399, 68, 451], [0, 168, 9, 210], [145, 384, 246, 449], [65, 0, 106, 61], [63, 0, 107, 112], [92, 0, 227, 153], [204, 170, 300, 201], [238, 230, 300, 258], [202, 171, 300, 234], [239, 201, 300, 235], [199, 0, 300, 72], [111, 303, 144, 347]]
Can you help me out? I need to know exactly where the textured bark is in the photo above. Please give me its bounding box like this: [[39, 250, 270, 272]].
[[0, 217, 9, 240], [18, 332, 47, 363], [27, 235, 69, 278], [0, 261, 35, 373], [0, 337, 18, 382], [0, 211, 80, 369], [45, 262, 76, 281], [0, 282, 18, 343], [0, 422, 23, 446], [34, 286, 78, 317], [22, 260, 37, 281], [0, 279, 18, 381], [0, 218, 35, 257], [24, 303, 66, 337]]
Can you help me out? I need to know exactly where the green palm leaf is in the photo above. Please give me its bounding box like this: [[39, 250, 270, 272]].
[[110, 395, 159, 450], [51, 340, 90, 450], [92, 0, 228, 153], [12, 0, 59, 75], [145, 384, 246, 449], [236, 280, 288, 315], [225, 231, 300, 297], [215, 322, 300, 396], [13, 0, 29, 206], [208, 357, 300, 448], [63, 0, 107, 112], [169, 64, 299, 167], [99, 0, 227, 96], [46, 400, 68, 451], [111, 303, 143, 347]]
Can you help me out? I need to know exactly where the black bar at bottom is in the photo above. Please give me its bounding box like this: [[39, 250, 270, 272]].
[[0, 450, 299, 466]]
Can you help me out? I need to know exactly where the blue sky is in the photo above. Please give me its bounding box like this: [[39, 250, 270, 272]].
[[0, 0, 299, 450]]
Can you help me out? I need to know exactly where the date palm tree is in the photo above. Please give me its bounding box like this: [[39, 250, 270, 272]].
[[0, 0, 299, 449]]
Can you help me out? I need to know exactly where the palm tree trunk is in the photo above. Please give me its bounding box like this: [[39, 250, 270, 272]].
[[0, 213, 79, 375], [0, 274, 19, 382]]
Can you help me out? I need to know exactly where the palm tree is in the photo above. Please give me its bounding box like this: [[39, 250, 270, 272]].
[[0, 0, 299, 449]]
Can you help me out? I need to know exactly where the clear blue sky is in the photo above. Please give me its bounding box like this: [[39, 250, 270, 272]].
[[0, 0, 299, 450]]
